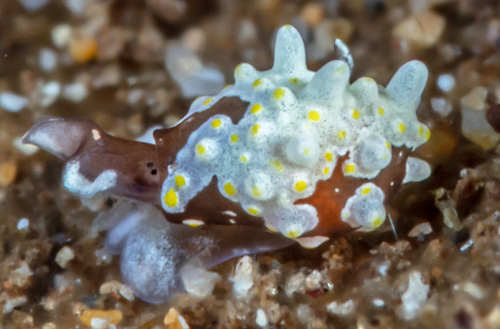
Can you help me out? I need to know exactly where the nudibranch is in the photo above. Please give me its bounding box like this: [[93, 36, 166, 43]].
[[23, 25, 431, 302]]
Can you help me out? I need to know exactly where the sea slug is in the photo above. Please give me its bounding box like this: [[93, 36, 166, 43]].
[[23, 25, 431, 302]]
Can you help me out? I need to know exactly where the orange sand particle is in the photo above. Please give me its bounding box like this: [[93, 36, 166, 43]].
[[80, 309, 123, 326], [164, 308, 190, 329], [69, 37, 98, 63], [0, 161, 17, 187]]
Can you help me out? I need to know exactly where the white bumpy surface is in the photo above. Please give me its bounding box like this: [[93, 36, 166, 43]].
[[161, 25, 431, 238]]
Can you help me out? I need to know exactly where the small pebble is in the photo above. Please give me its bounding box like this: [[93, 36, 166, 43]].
[[42, 323, 57, 329], [40, 81, 61, 107], [231, 256, 255, 298], [17, 218, 30, 231], [285, 272, 306, 297], [255, 309, 268, 327], [408, 222, 433, 237], [80, 309, 123, 326], [462, 282, 486, 300], [431, 97, 452, 117], [51, 24, 72, 49], [305, 270, 322, 291], [0, 92, 28, 112], [3, 295, 27, 313], [437, 74, 456, 93], [399, 271, 429, 320], [301, 3, 324, 27], [393, 11, 445, 48], [94, 249, 112, 266], [181, 27, 206, 51], [90, 318, 115, 329], [119, 284, 135, 301], [0, 161, 18, 187], [39, 48, 58, 72], [55, 246, 75, 268], [65, 0, 86, 14], [461, 87, 500, 149], [462, 87, 488, 111], [10, 261, 32, 288], [99, 280, 122, 295], [327, 300, 355, 316], [19, 0, 49, 11], [180, 263, 220, 298], [70, 37, 99, 63], [164, 308, 190, 329], [62, 83, 88, 102]]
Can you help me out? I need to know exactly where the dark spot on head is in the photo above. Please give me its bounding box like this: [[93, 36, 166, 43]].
[[454, 307, 473, 329], [151, 169, 157, 175], [147, 162, 154, 168]]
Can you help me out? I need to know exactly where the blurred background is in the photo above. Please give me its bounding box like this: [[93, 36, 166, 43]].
[[2, 0, 500, 328]]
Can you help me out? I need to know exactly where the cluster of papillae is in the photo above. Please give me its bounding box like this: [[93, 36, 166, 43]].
[[161, 25, 431, 240]]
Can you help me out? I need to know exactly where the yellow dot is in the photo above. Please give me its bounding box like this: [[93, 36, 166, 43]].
[[425, 128, 431, 141], [295, 181, 307, 192], [337, 130, 347, 140], [325, 152, 333, 162], [308, 110, 320, 121], [252, 79, 262, 88], [252, 186, 261, 197], [248, 207, 260, 215], [273, 88, 285, 99], [385, 142, 391, 150], [211, 118, 222, 128], [284, 24, 292, 29], [230, 134, 239, 143], [224, 182, 236, 196], [361, 186, 371, 195], [174, 175, 186, 188], [250, 104, 262, 114], [270, 159, 284, 171], [323, 167, 329, 175], [184, 220, 204, 227], [240, 155, 247, 163], [352, 109, 360, 120], [203, 98, 213, 106], [289, 78, 299, 84], [250, 124, 260, 135], [372, 216, 383, 227], [378, 107, 385, 115], [195, 144, 205, 155], [303, 148, 310, 155], [344, 164, 356, 174], [285, 229, 301, 238], [223, 84, 232, 90], [398, 122, 406, 133], [164, 189, 178, 207], [418, 125, 424, 135]]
